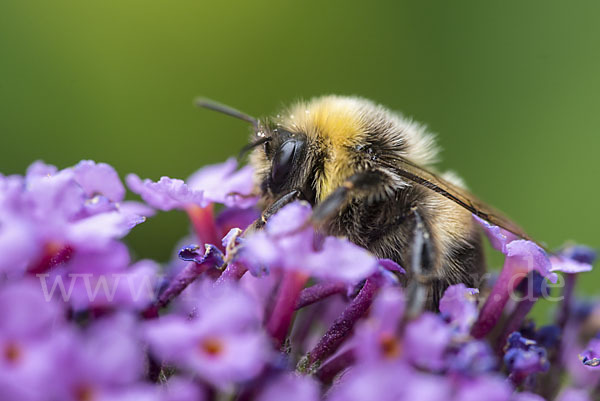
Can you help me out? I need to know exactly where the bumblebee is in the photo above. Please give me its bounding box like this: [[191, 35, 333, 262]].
[[197, 96, 534, 310]]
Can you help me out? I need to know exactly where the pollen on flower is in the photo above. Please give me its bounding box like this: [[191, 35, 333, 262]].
[[3, 342, 22, 364], [85, 195, 101, 206], [44, 240, 64, 256], [200, 337, 225, 357], [74, 384, 96, 401], [379, 333, 401, 359], [581, 356, 600, 367]]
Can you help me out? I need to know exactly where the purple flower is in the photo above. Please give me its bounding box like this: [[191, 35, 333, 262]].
[[562, 324, 600, 389], [239, 201, 314, 274], [126, 158, 257, 211], [0, 212, 36, 277], [559, 245, 597, 265], [0, 161, 148, 277], [147, 244, 226, 313], [256, 373, 320, 401], [579, 336, 600, 368], [126, 160, 258, 247], [472, 240, 553, 339], [473, 215, 518, 253], [404, 312, 452, 371], [503, 332, 549, 380], [40, 241, 160, 311], [241, 202, 378, 283], [144, 283, 270, 390], [0, 280, 63, 401], [475, 218, 593, 283], [3, 157, 599, 400], [66, 209, 146, 247], [448, 340, 497, 376], [533, 325, 561, 350], [327, 362, 451, 401], [353, 286, 405, 363], [125, 175, 205, 211], [187, 157, 258, 208], [0, 279, 63, 339], [303, 274, 385, 369], [550, 245, 596, 275], [454, 375, 512, 401], [178, 244, 225, 267], [72, 160, 126, 202], [377, 258, 406, 275], [48, 314, 153, 401], [511, 393, 547, 401], [505, 241, 554, 280], [473, 217, 555, 280], [439, 284, 479, 334], [215, 207, 260, 238], [159, 377, 206, 401]]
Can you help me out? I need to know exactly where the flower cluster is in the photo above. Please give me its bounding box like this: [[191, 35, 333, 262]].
[[0, 159, 597, 401]]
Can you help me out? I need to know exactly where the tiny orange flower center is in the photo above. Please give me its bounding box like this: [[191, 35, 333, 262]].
[[200, 337, 224, 357], [74, 384, 96, 401], [3, 342, 22, 364], [45, 241, 64, 255], [379, 333, 400, 359]]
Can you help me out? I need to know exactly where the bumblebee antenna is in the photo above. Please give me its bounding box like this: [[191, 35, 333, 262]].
[[238, 136, 271, 160], [195, 97, 258, 127]]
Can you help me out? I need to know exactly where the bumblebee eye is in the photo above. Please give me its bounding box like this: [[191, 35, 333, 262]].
[[271, 140, 298, 187]]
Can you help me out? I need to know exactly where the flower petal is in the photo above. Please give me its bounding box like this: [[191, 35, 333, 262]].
[[73, 160, 125, 202], [439, 284, 479, 334], [126, 174, 205, 211], [187, 158, 258, 208], [473, 215, 518, 253]]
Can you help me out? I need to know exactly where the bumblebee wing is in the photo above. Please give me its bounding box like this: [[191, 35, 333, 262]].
[[388, 156, 538, 245]]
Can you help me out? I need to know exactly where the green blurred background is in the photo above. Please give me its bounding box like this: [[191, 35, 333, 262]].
[[1, 1, 598, 300]]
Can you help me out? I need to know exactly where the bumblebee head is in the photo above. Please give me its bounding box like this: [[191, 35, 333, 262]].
[[252, 126, 314, 202], [196, 96, 438, 206], [247, 96, 377, 206]]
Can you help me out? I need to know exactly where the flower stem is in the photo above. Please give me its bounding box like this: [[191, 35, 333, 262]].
[[295, 281, 346, 310], [156, 261, 210, 309], [266, 270, 309, 348], [496, 272, 544, 353], [496, 298, 536, 354], [471, 267, 527, 339], [316, 349, 355, 384], [144, 248, 222, 318], [186, 204, 220, 247], [556, 273, 576, 329], [304, 275, 382, 368], [541, 274, 577, 400], [215, 262, 248, 286]]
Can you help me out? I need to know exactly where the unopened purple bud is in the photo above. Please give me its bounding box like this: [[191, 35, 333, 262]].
[[178, 244, 225, 269], [560, 245, 597, 265], [504, 332, 549, 380]]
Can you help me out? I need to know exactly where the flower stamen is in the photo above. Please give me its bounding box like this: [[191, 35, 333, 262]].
[[3, 342, 22, 364], [200, 337, 225, 357], [379, 333, 400, 359]]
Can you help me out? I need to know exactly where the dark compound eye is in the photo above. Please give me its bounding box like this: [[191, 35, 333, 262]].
[[271, 140, 298, 187]]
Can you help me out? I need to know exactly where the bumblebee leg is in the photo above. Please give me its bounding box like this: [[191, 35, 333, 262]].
[[310, 170, 391, 226], [246, 189, 302, 233], [405, 208, 436, 317], [310, 171, 439, 313]]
